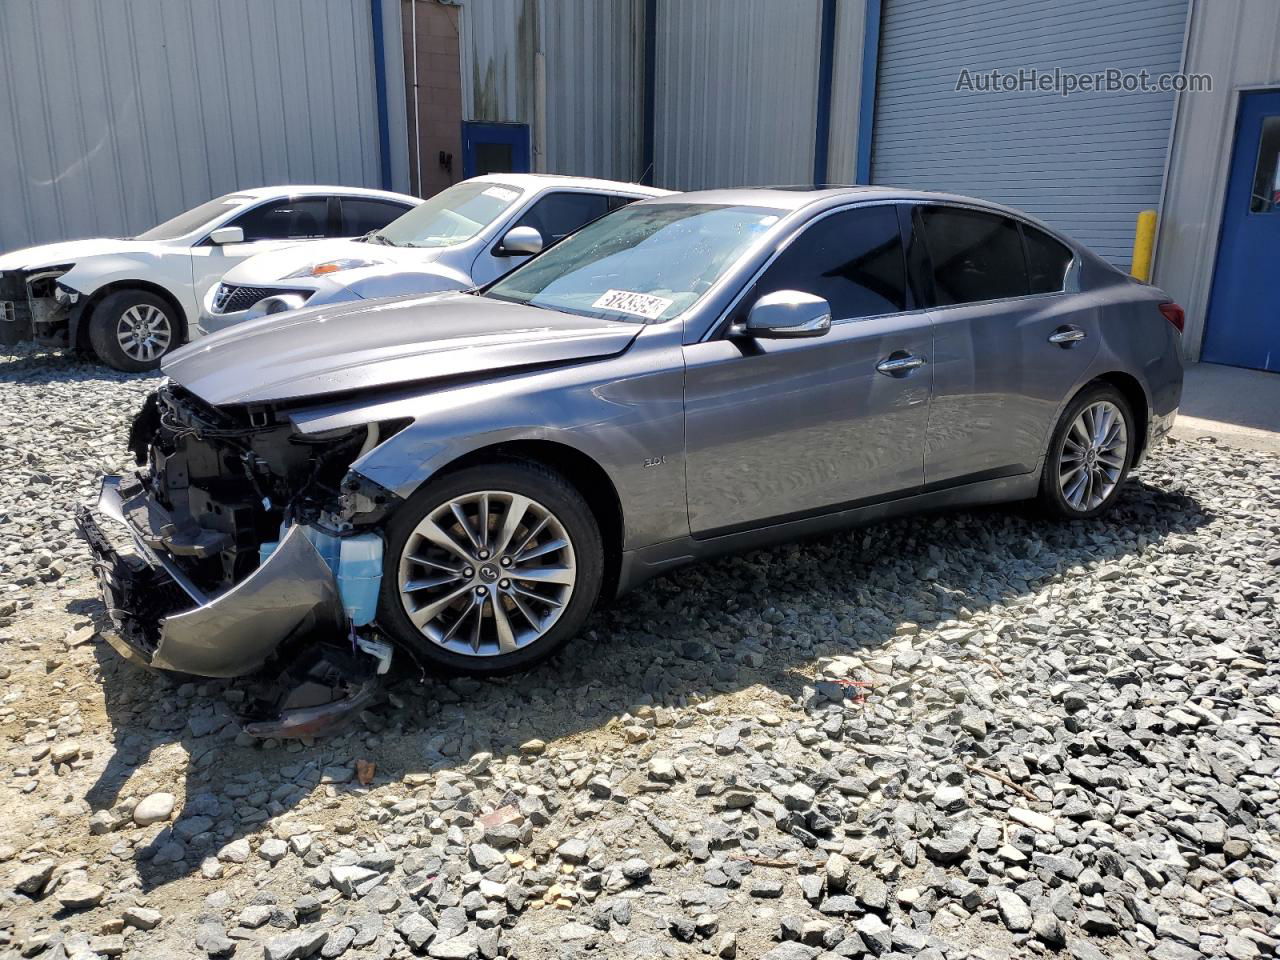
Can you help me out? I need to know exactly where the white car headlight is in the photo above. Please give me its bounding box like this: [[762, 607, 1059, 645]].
[[283, 258, 381, 280]]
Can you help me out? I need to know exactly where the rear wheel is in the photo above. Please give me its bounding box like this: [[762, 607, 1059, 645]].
[[1038, 383, 1134, 519], [377, 461, 603, 675], [88, 290, 180, 371]]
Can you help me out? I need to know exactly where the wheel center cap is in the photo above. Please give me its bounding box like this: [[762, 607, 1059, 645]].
[[478, 564, 499, 582]]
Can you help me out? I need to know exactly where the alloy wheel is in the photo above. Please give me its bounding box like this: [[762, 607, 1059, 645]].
[[1059, 400, 1128, 512], [396, 490, 577, 657], [116, 304, 173, 362]]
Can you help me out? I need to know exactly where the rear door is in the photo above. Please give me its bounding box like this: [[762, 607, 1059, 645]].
[[471, 191, 614, 285], [682, 204, 933, 535], [189, 195, 340, 303], [915, 204, 1100, 486]]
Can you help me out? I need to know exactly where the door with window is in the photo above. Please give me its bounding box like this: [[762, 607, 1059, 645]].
[[461, 122, 531, 178], [1203, 90, 1280, 371], [339, 197, 415, 237], [471, 191, 617, 285], [189, 195, 341, 303], [914, 204, 1099, 486], [683, 204, 933, 535]]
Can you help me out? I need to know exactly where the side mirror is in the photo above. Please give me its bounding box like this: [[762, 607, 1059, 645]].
[[497, 225, 543, 256], [209, 226, 245, 246], [735, 290, 831, 339]]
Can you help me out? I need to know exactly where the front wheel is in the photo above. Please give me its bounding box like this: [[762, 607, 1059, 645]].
[[377, 461, 604, 676], [88, 290, 180, 371], [1038, 384, 1135, 519]]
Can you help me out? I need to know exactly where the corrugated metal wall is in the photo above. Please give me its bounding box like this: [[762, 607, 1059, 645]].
[[871, 0, 1189, 265], [459, 0, 645, 182], [827, 0, 868, 184], [1153, 0, 1280, 359], [653, 0, 824, 190], [0, 0, 409, 254]]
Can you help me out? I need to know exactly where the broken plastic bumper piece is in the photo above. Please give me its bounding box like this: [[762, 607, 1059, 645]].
[[76, 475, 346, 678]]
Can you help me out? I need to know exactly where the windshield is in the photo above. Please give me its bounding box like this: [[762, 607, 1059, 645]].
[[376, 181, 523, 247], [135, 194, 254, 241], [485, 203, 782, 322]]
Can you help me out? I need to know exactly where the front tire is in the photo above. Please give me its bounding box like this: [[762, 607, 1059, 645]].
[[88, 290, 180, 371], [377, 461, 604, 676], [1038, 383, 1135, 519]]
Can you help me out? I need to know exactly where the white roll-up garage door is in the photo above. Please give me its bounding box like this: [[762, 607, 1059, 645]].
[[871, 0, 1189, 265]]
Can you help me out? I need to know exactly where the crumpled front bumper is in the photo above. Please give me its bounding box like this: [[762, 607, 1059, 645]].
[[76, 476, 345, 678]]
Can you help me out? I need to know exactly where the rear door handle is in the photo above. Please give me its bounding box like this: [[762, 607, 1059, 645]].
[[876, 353, 927, 376], [1048, 325, 1087, 345]]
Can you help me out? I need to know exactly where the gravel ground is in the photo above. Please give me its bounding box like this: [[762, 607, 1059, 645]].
[[1, 344, 1278, 960]]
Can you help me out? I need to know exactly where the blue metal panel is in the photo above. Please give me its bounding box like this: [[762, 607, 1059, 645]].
[[856, 0, 882, 183], [370, 0, 393, 190], [1201, 89, 1280, 371], [813, 0, 838, 185], [461, 121, 531, 178], [870, 0, 1190, 264]]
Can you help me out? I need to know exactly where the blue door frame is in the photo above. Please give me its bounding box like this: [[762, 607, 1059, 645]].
[[461, 122, 531, 178], [1202, 89, 1280, 371]]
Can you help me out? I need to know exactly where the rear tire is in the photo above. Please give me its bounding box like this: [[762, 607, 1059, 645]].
[[377, 461, 604, 676], [1038, 383, 1135, 519], [88, 290, 180, 372]]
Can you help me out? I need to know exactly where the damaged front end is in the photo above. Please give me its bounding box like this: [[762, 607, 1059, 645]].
[[0, 265, 76, 347], [76, 382, 406, 736]]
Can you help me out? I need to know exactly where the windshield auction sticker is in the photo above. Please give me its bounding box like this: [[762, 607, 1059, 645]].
[[592, 289, 674, 320], [483, 186, 520, 202]]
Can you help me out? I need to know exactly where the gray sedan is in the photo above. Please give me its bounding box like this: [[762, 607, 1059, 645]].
[[77, 186, 1183, 734]]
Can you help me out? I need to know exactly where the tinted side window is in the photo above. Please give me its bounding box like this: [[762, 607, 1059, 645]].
[[231, 197, 331, 242], [342, 198, 410, 236], [514, 192, 611, 243], [1023, 224, 1074, 294], [749, 205, 907, 320], [918, 206, 1028, 305]]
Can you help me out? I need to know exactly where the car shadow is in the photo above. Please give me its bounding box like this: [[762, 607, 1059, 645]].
[[76, 477, 1208, 891]]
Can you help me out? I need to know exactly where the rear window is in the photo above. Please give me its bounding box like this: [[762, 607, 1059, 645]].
[[918, 205, 1028, 305], [1023, 224, 1074, 294], [342, 198, 412, 236]]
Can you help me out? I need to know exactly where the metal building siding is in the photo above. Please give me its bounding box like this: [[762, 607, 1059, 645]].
[[458, 0, 645, 181], [0, 0, 407, 253], [870, 0, 1189, 264], [542, 0, 645, 181], [1153, 0, 1280, 359], [826, 0, 868, 184], [653, 0, 823, 190]]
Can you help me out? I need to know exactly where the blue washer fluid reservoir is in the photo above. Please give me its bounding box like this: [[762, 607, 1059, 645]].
[[337, 533, 383, 626]]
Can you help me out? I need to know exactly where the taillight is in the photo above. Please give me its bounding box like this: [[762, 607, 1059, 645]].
[[1159, 301, 1185, 334]]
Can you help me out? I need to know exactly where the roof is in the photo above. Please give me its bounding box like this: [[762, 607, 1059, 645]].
[[467, 173, 672, 197], [629, 184, 1070, 239], [233, 184, 421, 203]]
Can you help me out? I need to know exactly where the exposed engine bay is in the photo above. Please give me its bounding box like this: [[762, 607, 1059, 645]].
[[76, 382, 407, 736]]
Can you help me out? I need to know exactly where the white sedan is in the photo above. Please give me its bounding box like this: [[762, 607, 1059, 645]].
[[196, 175, 671, 335], [0, 185, 419, 370]]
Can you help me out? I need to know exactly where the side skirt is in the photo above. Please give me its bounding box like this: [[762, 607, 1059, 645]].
[[615, 471, 1041, 596]]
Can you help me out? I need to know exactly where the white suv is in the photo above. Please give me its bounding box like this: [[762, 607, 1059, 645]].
[[0, 185, 419, 370], [197, 175, 671, 336]]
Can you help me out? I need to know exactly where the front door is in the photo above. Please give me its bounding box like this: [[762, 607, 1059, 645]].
[[1203, 90, 1280, 371], [683, 205, 933, 536]]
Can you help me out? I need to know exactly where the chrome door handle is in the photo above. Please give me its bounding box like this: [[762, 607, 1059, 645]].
[[876, 354, 927, 375], [1048, 326, 1087, 344]]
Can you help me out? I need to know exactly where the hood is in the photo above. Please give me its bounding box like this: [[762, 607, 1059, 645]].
[[163, 292, 642, 406], [220, 238, 440, 286], [0, 238, 162, 271]]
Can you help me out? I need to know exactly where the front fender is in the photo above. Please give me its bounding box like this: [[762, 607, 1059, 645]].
[[288, 325, 690, 551], [61, 254, 193, 336]]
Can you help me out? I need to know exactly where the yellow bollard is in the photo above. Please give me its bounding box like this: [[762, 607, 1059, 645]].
[[1130, 209, 1157, 283]]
